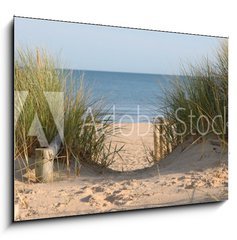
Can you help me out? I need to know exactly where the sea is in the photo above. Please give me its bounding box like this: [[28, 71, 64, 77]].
[[67, 70, 177, 123]]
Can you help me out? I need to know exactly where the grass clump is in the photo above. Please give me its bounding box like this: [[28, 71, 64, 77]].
[[157, 40, 228, 155], [14, 48, 123, 175]]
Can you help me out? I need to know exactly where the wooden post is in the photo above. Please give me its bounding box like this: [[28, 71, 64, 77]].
[[35, 135, 61, 183], [35, 148, 54, 183], [160, 122, 165, 159], [153, 123, 158, 161], [154, 120, 164, 161], [153, 118, 173, 161]]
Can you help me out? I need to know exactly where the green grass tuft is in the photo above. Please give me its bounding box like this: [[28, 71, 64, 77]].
[[14, 48, 123, 174], [158, 40, 228, 154]]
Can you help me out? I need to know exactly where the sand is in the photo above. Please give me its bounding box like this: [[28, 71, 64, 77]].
[[14, 123, 228, 221]]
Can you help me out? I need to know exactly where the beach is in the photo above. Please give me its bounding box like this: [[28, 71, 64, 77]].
[[14, 123, 228, 221]]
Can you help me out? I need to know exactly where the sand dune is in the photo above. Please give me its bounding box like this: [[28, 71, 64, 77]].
[[14, 123, 228, 221]]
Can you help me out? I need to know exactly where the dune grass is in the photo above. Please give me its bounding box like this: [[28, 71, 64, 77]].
[[157, 40, 228, 157], [14, 48, 123, 175]]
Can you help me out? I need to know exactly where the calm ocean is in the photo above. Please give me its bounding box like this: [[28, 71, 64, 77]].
[[69, 70, 176, 123]]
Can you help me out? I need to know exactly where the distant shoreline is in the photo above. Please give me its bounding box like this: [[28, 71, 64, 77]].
[[58, 67, 186, 77]]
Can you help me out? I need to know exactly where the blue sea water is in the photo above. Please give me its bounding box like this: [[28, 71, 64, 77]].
[[68, 70, 176, 123]]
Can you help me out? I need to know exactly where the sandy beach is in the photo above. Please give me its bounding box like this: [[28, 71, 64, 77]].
[[14, 123, 228, 221]]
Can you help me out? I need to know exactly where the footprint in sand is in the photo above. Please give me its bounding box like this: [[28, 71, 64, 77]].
[[104, 188, 134, 206], [74, 190, 84, 195], [112, 190, 122, 195], [80, 195, 93, 203], [92, 186, 104, 193], [105, 195, 124, 205]]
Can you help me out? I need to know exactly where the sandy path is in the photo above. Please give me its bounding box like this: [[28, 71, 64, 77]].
[[109, 123, 154, 171], [14, 123, 228, 221], [14, 165, 227, 221]]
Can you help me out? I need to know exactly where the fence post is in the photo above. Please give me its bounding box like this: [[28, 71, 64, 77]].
[[153, 123, 158, 161], [35, 148, 54, 183], [153, 118, 173, 161], [154, 120, 164, 161], [35, 135, 61, 183]]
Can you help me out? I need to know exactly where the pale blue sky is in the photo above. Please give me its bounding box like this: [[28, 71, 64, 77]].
[[14, 17, 222, 75]]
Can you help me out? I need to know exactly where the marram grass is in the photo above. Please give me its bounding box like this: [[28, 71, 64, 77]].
[[158, 40, 228, 156], [14, 48, 123, 175]]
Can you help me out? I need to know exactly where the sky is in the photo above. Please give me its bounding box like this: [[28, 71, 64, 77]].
[[14, 17, 223, 75]]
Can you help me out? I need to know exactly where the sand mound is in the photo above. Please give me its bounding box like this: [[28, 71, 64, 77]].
[[159, 137, 227, 174], [14, 125, 228, 221]]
